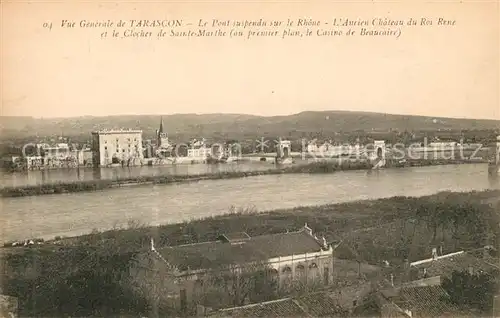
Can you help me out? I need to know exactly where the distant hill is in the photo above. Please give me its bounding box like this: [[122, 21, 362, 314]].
[[0, 111, 498, 142]]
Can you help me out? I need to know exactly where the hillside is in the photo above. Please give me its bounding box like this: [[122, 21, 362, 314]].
[[0, 111, 498, 141]]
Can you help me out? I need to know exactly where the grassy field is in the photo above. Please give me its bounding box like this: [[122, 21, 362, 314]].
[[1, 189, 499, 317]]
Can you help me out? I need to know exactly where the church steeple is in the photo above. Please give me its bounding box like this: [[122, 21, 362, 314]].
[[156, 116, 169, 150], [158, 117, 164, 136]]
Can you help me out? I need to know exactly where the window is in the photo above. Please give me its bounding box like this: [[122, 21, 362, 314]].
[[104, 146, 107, 150], [267, 268, 279, 277], [323, 266, 330, 285], [296, 264, 306, 282], [309, 263, 319, 281], [282, 266, 292, 274]]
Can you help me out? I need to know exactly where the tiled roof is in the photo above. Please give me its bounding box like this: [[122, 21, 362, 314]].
[[156, 229, 326, 271], [209, 292, 352, 317], [411, 251, 498, 278], [379, 303, 409, 318], [209, 298, 307, 317], [397, 286, 461, 317], [297, 292, 349, 317]]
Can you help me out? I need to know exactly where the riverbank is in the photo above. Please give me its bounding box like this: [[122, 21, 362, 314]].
[[385, 158, 487, 168], [2, 189, 499, 317], [0, 159, 485, 198]]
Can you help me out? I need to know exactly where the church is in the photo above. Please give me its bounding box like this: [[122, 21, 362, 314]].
[[155, 117, 172, 157]]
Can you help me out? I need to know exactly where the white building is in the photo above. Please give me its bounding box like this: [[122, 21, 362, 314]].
[[91, 129, 144, 167], [187, 146, 212, 159]]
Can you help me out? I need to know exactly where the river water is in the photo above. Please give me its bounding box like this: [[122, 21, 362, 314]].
[[0, 162, 275, 188], [1, 163, 499, 243]]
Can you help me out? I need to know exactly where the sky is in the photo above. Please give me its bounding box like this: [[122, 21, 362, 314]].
[[1, 1, 499, 120]]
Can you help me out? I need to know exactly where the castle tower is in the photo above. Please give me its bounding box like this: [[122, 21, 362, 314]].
[[372, 140, 386, 169], [277, 138, 291, 158]]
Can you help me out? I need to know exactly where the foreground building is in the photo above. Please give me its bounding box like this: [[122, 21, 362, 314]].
[[377, 284, 464, 318], [373, 247, 499, 318], [91, 129, 144, 167], [207, 291, 350, 317], [129, 224, 334, 314]]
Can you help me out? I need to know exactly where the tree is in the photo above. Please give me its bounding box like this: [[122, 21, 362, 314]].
[[196, 262, 278, 309], [442, 270, 497, 313]]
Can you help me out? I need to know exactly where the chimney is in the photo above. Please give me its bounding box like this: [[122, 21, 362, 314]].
[[322, 236, 328, 249], [303, 223, 313, 236], [403, 258, 409, 270], [390, 274, 394, 287], [483, 246, 491, 259], [432, 247, 438, 260], [150, 238, 156, 252]]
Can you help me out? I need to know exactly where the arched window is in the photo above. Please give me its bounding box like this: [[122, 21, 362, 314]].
[[309, 263, 319, 280], [267, 268, 279, 275], [296, 264, 306, 282], [266, 268, 279, 281], [282, 266, 292, 274]]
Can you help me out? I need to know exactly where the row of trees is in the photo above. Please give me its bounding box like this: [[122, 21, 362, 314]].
[[406, 199, 498, 251], [443, 270, 499, 313]]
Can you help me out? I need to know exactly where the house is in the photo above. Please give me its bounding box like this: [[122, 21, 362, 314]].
[[371, 247, 499, 317], [207, 291, 350, 317], [376, 285, 466, 318], [207, 298, 308, 317], [206, 278, 381, 317], [408, 248, 499, 281], [129, 224, 335, 314]]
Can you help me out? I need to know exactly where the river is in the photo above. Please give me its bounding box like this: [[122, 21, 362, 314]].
[[0, 162, 275, 188], [1, 163, 499, 243]]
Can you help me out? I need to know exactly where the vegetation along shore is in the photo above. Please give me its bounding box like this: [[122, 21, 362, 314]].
[[1, 189, 499, 317], [1, 158, 486, 198]]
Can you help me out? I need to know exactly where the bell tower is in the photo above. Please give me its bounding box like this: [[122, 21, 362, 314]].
[[156, 117, 169, 149]]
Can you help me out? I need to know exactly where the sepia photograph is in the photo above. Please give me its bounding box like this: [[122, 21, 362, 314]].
[[1, 1, 499, 317]]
